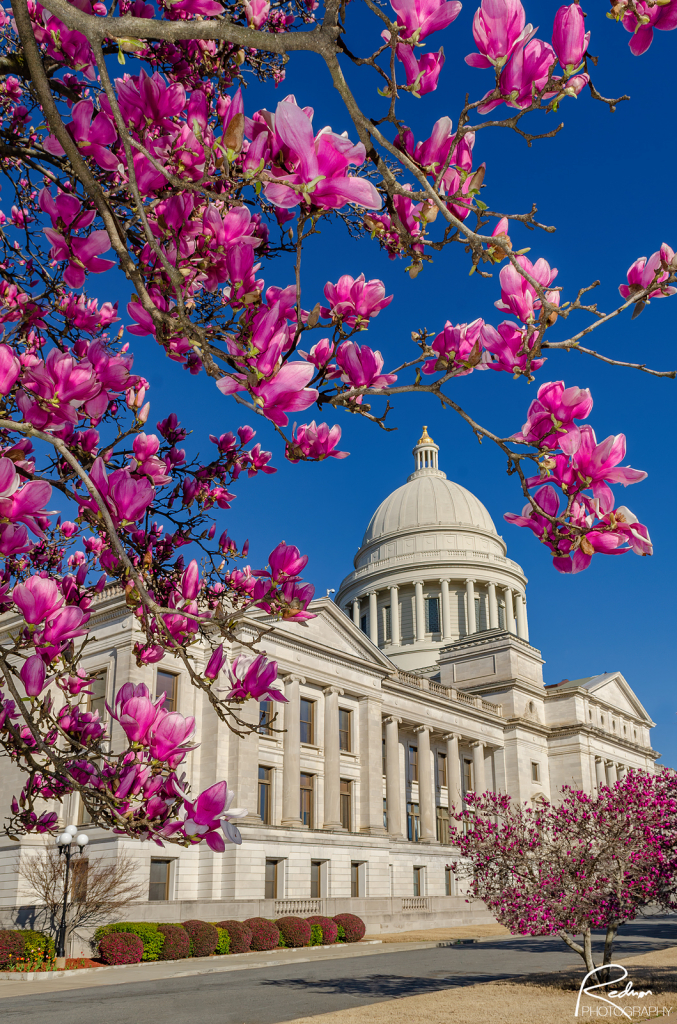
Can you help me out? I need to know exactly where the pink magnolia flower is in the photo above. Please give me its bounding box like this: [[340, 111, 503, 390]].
[[261, 99, 381, 212], [117, 694, 161, 744], [20, 655, 48, 697], [465, 0, 535, 68], [614, 505, 653, 557], [495, 254, 558, 322], [478, 38, 558, 113], [298, 338, 339, 375], [619, 243, 676, 301], [569, 425, 648, 508], [552, 4, 590, 69], [422, 318, 485, 375], [39, 605, 90, 649], [225, 653, 287, 702], [0, 343, 21, 394], [43, 99, 118, 172], [205, 644, 226, 681], [12, 576, 64, 625], [621, 0, 677, 56], [78, 457, 155, 526], [244, 0, 270, 26], [148, 709, 197, 763], [513, 380, 593, 452], [0, 458, 53, 538], [335, 341, 398, 392], [269, 540, 308, 579], [43, 228, 116, 290], [216, 362, 319, 428], [390, 0, 462, 43], [396, 44, 446, 97], [321, 275, 393, 328], [286, 421, 349, 462], [130, 433, 172, 485], [481, 320, 546, 375]]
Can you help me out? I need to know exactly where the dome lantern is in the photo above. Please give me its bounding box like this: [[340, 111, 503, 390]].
[[410, 426, 444, 480]]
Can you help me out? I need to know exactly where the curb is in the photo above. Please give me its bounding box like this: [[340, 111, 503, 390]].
[[0, 940, 383, 983]]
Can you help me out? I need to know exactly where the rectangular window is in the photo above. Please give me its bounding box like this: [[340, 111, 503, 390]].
[[149, 859, 171, 901], [474, 597, 481, 631], [258, 766, 271, 824], [156, 670, 178, 712], [360, 614, 367, 634], [407, 802, 420, 842], [413, 866, 423, 897], [463, 759, 473, 795], [498, 603, 506, 630], [425, 597, 440, 634], [382, 737, 386, 776], [383, 797, 388, 831], [300, 699, 315, 745], [258, 700, 274, 736], [409, 745, 418, 782], [88, 671, 107, 720], [300, 773, 314, 828], [351, 861, 362, 897], [340, 779, 352, 831], [445, 867, 454, 897], [265, 859, 278, 899], [311, 860, 322, 899], [436, 805, 450, 845], [384, 605, 392, 642], [531, 762, 540, 783], [339, 709, 351, 752], [437, 751, 447, 788]]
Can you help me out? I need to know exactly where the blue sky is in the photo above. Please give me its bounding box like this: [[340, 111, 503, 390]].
[[94, 3, 676, 764]]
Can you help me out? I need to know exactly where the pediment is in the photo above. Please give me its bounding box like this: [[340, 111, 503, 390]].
[[587, 673, 654, 724]]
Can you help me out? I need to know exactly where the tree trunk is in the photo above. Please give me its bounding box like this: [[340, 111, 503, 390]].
[[557, 928, 595, 974]]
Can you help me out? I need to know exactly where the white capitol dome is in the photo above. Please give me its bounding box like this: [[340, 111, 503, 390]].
[[336, 427, 530, 673]]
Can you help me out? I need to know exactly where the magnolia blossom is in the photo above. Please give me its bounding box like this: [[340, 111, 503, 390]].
[[620, 0, 677, 55], [512, 380, 593, 452], [225, 653, 287, 702], [321, 275, 393, 327], [396, 44, 446, 97], [619, 243, 676, 302], [182, 781, 247, 851], [335, 341, 398, 392], [495, 255, 558, 322], [422, 318, 485, 375], [465, 0, 534, 68], [390, 0, 462, 43], [480, 321, 546, 375], [286, 421, 349, 463], [552, 4, 590, 69]]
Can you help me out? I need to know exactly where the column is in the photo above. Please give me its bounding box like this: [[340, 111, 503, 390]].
[[227, 694, 261, 823], [606, 760, 618, 786], [384, 717, 403, 838], [414, 581, 425, 642], [521, 593, 529, 641], [281, 675, 303, 826], [444, 733, 462, 834], [359, 697, 387, 834], [515, 593, 527, 640], [369, 591, 378, 646], [504, 587, 516, 633], [487, 582, 498, 630], [440, 579, 451, 640], [389, 586, 400, 647], [594, 757, 606, 793], [471, 741, 486, 795], [465, 579, 476, 635], [323, 686, 343, 829], [414, 726, 435, 842], [617, 764, 626, 781], [352, 598, 360, 627]]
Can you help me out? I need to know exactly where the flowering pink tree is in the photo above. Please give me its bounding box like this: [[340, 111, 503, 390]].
[[452, 770, 677, 974], [0, 0, 674, 847]]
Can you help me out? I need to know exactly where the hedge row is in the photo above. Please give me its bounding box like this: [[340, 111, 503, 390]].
[[0, 930, 56, 968], [93, 914, 365, 965]]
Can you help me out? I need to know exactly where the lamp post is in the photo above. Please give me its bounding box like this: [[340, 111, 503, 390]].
[[55, 825, 89, 968]]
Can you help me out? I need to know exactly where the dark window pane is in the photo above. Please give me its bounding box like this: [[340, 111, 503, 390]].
[[300, 773, 314, 828], [156, 671, 177, 712], [437, 752, 447, 788], [311, 861, 321, 899], [407, 802, 420, 842], [351, 862, 360, 897], [360, 615, 367, 634], [498, 604, 505, 630], [409, 746, 418, 782], [382, 737, 386, 776], [265, 860, 277, 899], [383, 798, 388, 830], [340, 779, 351, 831], [445, 867, 453, 896], [413, 867, 421, 897], [258, 701, 273, 735], [300, 700, 314, 745], [339, 709, 351, 752], [88, 672, 107, 721], [149, 859, 170, 901], [463, 759, 473, 794], [258, 767, 271, 824], [384, 606, 391, 642], [425, 598, 440, 634], [436, 805, 450, 845]]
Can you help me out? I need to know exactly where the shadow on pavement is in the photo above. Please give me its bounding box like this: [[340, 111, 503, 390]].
[[260, 973, 517, 999]]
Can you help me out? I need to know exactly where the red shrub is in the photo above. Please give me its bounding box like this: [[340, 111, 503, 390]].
[[215, 920, 252, 955], [332, 914, 365, 943], [98, 932, 144, 965], [0, 931, 25, 968], [157, 924, 190, 961], [276, 916, 311, 948], [306, 916, 338, 944], [183, 920, 219, 957], [244, 918, 280, 952]]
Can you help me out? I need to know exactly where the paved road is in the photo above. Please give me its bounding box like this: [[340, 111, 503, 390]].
[[2, 916, 675, 1024]]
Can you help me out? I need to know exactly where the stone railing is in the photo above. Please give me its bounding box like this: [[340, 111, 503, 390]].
[[402, 897, 431, 911], [275, 898, 321, 916], [392, 671, 502, 717]]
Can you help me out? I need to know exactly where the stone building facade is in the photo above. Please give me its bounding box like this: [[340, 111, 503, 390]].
[[0, 430, 659, 943]]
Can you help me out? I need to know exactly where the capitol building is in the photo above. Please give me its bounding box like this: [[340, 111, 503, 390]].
[[0, 430, 659, 942]]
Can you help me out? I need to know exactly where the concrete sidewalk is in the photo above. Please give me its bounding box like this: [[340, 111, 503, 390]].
[[0, 939, 437, 998]]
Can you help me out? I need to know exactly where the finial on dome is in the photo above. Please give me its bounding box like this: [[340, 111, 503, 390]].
[[418, 425, 434, 445], [410, 424, 443, 478]]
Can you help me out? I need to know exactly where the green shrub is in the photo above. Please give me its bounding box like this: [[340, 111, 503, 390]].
[[214, 927, 231, 956], [94, 923, 165, 962], [309, 924, 323, 946], [336, 924, 346, 942], [20, 930, 55, 959], [307, 916, 338, 944]]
